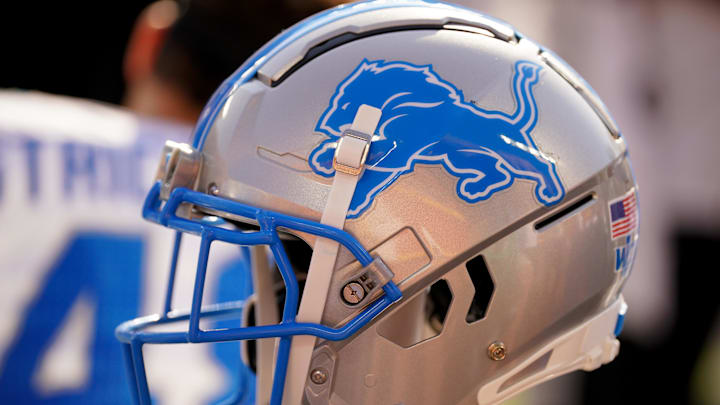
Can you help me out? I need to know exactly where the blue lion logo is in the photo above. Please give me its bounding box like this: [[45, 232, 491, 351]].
[[309, 59, 565, 218]]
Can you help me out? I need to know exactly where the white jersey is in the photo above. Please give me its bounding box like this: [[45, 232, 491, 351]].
[[0, 91, 254, 405]]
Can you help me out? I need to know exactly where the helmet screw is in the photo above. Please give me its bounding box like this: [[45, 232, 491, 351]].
[[208, 183, 220, 196], [342, 282, 366, 305], [310, 368, 328, 385], [488, 341, 506, 361]]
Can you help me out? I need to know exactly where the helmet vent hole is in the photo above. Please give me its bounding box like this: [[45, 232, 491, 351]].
[[534, 193, 595, 231], [377, 279, 452, 348], [465, 255, 494, 323]]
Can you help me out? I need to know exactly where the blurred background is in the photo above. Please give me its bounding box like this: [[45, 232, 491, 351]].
[[0, 0, 718, 404]]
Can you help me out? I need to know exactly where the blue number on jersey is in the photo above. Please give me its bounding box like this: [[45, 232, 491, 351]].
[[0, 233, 143, 404]]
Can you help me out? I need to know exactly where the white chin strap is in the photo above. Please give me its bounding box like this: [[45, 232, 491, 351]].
[[250, 245, 280, 405], [282, 105, 382, 405]]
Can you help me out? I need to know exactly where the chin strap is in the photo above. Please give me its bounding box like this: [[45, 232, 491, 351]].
[[282, 105, 382, 405], [251, 245, 280, 405]]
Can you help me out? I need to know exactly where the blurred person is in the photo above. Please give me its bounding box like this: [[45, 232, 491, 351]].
[[123, 0, 333, 124], [0, 1, 325, 404], [0, 91, 194, 404]]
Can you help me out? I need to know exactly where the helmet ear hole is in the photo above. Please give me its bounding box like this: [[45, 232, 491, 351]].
[[242, 238, 313, 374], [427, 279, 452, 332], [276, 238, 312, 314], [378, 279, 452, 348]]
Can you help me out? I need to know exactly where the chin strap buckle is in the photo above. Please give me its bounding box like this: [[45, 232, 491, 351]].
[[333, 128, 373, 176]]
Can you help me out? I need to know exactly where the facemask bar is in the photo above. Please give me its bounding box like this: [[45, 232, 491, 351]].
[[116, 182, 403, 405]]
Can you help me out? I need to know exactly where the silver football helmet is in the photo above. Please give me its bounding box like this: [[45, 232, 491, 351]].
[[117, 1, 639, 405]]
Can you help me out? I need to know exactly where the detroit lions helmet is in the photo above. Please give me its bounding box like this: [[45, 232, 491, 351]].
[[117, 1, 639, 405]]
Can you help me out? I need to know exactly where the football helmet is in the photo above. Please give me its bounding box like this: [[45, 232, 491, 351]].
[[116, 1, 639, 405]]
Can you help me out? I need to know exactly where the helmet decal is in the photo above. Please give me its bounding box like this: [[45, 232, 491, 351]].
[[309, 59, 566, 217]]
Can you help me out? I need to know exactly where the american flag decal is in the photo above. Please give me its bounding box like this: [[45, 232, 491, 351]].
[[609, 189, 637, 240]]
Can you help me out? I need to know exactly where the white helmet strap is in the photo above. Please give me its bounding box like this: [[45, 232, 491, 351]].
[[282, 105, 382, 405]]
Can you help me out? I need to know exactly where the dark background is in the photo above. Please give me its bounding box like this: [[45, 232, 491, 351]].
[[0, 1, 150, 104]]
